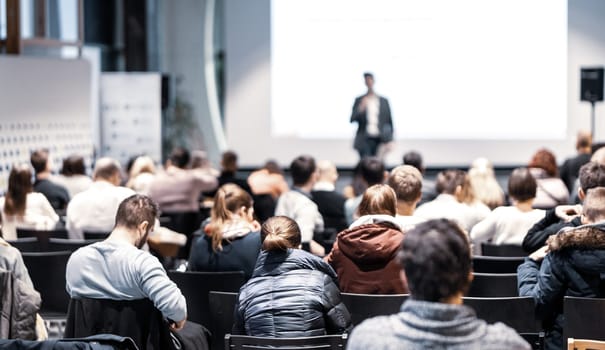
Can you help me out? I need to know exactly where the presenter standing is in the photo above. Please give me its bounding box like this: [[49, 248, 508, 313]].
[[350, 72, 393, 159]]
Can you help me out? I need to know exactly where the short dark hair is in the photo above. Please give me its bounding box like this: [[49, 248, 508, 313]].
[[93, 158, 121, 181], [403, 151, 424, 173], [170, 147, 190, 169], [30, 149, 49, 174], [399, 219, 471, 302], [360, 156, 385, 186], [61, 155, 86, 176], [221, 150, 238, 173], [435, 169, 466, 195], [507, 167, 537, 202], [290, 155, 316, 186], [579, 162, 605, 193], [363, 72, 374, 79], [114, 194, 159, 230]]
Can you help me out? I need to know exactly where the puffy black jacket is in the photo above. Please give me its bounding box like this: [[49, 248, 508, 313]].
[[518, 222, 605, 350], [233, 249, 351, 337]]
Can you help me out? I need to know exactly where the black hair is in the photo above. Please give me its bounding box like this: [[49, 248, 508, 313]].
[[507, 167, 537, 202], [403, 151, 424, 173], [360, 156, 385, 186], [579, 162, 605, 193], [290, 155, 316, 186], [170, 147, 190, 169]]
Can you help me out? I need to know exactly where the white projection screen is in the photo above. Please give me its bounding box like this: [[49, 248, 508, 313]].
[[224, 0, 569, 167]]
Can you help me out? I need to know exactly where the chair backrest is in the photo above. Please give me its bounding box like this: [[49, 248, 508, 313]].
[[83, 231, 110, 240], [224, 334, 348, 350], [462, 296, 541, 333], [564, 296, 605, 343], [16, 228, 68, 250], [340, 293, 408, 326], [466, 273, 518, 297], [160, 211, 203, 259], [21, 251, 72, 314], [481, 243, 526, 257], [48, 238, 97, 252], [6, 237, 40, 252], [167, 270, 245, 327], [472, 256, 525, 273], [568, 338, 605, 350], [209, 291, 238, 350]]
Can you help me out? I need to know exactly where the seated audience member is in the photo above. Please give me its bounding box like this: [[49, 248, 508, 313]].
[[344, 156, 385, 224], [30, 149, 70, 213], [560, 130, 592, 192], [387, 165, 425, 231], [52, 154, 93, 198], [0, 164, 59, 240], [522, 161, 605, 252], [247, 160, 289, 222], [518, 187, 605, 350], [233, 216, 351, 337], [342, 160, 367, 199], [470, 168, 544, 255], [126, 155, 156, 195], [206, 150, 252, 197], [403, 150, 437, 205], [190, 150, 220, 178], [274, 155, 325, 256], [528, 148, 569, 209], [311, 160, 348, 233], [415, 169, 485, 232], [348, 219, 530, 350], [188, 184, 262, 280], [66, 158, 135, 240], [326, 184, 407, 294], [468, 157, 504, 210]]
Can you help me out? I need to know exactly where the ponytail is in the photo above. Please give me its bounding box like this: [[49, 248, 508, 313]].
[[210, 184, 253, 252], [261, 216, 301, 251]]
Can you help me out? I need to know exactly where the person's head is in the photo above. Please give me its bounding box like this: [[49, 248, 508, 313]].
[[507, 167, 537, 203], [316, 160, 338, 185], [435, 169, 466, 196], [190, 150, 210, 169], [591, 146, 605, 165], [403, 151, 424, 174], [388, 165, 422, 204], [4, 164, 33, 216], [61, 155, 86, 176], [581, 187, 605, 224], [290, 155, 317, 187], [264, 160, 282, 175], [210, 184, 254, 251], [468, 157, 503, 209], [93, 157, 122, 185], [261, 216, 301, 251], [221, 151, 239, 173], [30, 148, 50, 175], [169, 147, 190, 169], [357, 184, 397, 217], [114, 194, 159, 249], [576, 130, 592, 152], [363, 72, 375, 90], [129, 156, 156, 178], [360, 156, 385, 186], [399, 219, 472, 302], [578, 162, 605, 200], [528, 148, 558, 177]]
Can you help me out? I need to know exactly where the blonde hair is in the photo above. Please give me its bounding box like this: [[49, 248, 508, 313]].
[[468, 158, 504, 209], [210, 184, 253, 251], [261, 216, 301, 251], [357, 184, 397, 217]]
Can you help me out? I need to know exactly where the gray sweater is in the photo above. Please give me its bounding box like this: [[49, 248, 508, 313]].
[[348, 299, 530, 350]]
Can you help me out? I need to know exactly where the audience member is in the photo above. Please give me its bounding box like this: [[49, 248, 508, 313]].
[[30, 149, 70, 213], [126, 155, 156, 195], [344, 156, 385, 224], [518, 187, 605, 350], [247, 160, 289, 222], [190, 150, 220, 178], [210, 150, 252, 196], [188, 184, 261, 280], [522, 161, 605, 252], [470, 168, 544, 254], [528, 148, 569, 209], [560, 130, 592, 192], [311, 160, 348, 233], [233, 216, 351, 337], [51, 154, 92, 198], [274, 155, 325, 256], [387, 165, 425, 231], [0, 164, 59, 240], [326, 184, 407, 294], [403, 150, 437, 205], [349, 219, 530, 350], [468, 157, 504, 209], [66, 157, 135, 240], [342, 160, 366, 199]]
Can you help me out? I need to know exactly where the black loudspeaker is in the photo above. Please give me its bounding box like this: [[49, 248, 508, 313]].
[[581, 67, 604, 102]]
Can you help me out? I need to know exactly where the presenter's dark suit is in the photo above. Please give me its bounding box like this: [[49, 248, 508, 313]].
[[350, 95, 393, 158]]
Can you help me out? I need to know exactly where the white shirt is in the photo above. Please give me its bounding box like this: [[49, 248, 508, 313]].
[[395, 214, 426, 232], [365, 95, 380, 137], [66, 181, 135, 240], [414, 194, 490, 233], [50, 174, 93, 199], [0, 192, 60, 240], [274, 190, 324, 243]]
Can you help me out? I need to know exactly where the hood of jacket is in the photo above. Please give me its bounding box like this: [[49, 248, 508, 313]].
[[547, 222, 605, 273], [251, 248, 338, 282], [337, 220, 403, 267]]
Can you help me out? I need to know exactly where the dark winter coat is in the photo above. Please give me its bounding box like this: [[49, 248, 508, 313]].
[[522, 208, 582, 253]]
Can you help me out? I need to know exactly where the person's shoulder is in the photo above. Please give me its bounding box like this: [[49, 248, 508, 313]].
[[348, 315, 400, 349], [482, 322, 531, 349]]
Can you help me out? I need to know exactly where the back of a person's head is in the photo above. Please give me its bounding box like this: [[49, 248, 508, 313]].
[[582, 187, 605, 223], [264, 160, 282, 175], [114, 194, 159, 230], [579, 162, 605, 193], [210, 183, 253, 251], [190, 150, 209, 169], [317, 160, 338, 184], [61, 155, 86, 176], [528, 148, 558, 177], [169, 147, 190, 169], [591, 146, 605, 165], [30, 149, 49, 174], [399, 219, 471, 301], [435, 169, 466, 195], [360, 156, 385, 186], [290, 155, 316, 186], [221, 150, 239, 173], [508, 167, 537, 202], [4, 164, 33, 216], [129, 156, 156, 178], [261, 216, 301, 251], [403, 151, 424, 173], [388, 165, 422, 203], [468, 158, 503, 208], [93, 157, 121, 182], [576, 130, 592, 151], [357, 184, 397, 217]]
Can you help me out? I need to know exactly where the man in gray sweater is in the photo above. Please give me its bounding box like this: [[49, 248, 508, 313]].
[[348, 219, 530, 350]]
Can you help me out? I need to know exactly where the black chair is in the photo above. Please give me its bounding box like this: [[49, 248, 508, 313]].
[[466, 273, 518, 297], [21, 251, 72, 315], [6, 237, 39, 252], [313, 229, 338, 255], [83, 231, 110, 240], [340, 293, 408, 326], [16, 228, 68, 251], [472, 256, 525, 273], [209, 291, 238, 350], [564, 296, 605, 343], [481, 243, 526, 257], [224, 334, 348, 350], [48, 238, 97, 252], [167, 271, 246, 328], [463, 296, 541, 333], [161, 211, 203, 259]]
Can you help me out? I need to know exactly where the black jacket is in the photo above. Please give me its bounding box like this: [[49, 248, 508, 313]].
[[311, 190, 348, 233], [522, 208, 582, 253], [518, 222, 605, 350], [233, 249, 351, 337]]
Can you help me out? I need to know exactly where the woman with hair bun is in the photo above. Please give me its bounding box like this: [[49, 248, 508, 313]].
[[233, 216, 351, 337], [188, 184, 262, 279]]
